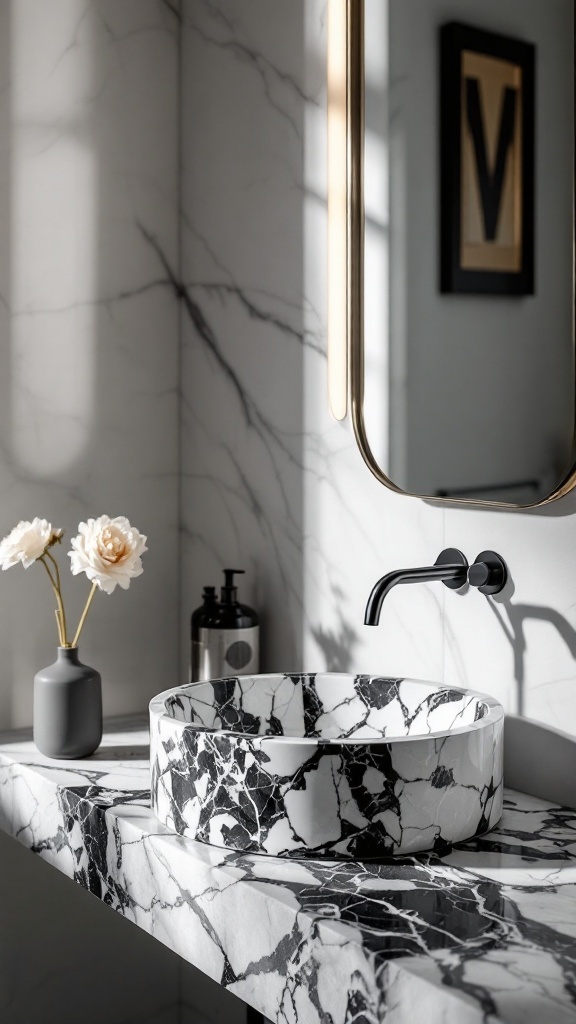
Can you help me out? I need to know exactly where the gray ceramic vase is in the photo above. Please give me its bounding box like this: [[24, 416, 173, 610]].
[[33, 647, 102, 759]]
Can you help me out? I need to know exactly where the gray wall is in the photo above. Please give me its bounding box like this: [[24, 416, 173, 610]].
[[0, 0, 181, 728]]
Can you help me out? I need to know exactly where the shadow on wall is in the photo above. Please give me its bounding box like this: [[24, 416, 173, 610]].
[[488, 597, 576, 716], [311, 608, 361, 673]]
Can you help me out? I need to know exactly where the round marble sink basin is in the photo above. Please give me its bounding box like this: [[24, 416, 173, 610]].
[[150, 673, 504, 859]]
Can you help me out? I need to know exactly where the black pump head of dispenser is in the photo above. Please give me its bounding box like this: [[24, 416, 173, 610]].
[[221, 569, 244, 604]]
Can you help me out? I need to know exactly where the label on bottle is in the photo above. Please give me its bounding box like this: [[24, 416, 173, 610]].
[[197, 627, 259, 680]]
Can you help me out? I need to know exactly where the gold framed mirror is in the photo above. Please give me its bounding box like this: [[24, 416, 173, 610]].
[[328, 0, 576, 508]]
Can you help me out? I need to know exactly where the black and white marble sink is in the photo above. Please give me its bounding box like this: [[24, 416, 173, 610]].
[[150, 673, 504, 857]]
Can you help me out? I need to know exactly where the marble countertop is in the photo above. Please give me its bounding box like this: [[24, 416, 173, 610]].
[[0, 715, 575, 1024]]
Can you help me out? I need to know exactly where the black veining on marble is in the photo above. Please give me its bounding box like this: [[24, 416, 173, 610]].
[[151, 673, 503, 859], [3, 731, 576, 1024]]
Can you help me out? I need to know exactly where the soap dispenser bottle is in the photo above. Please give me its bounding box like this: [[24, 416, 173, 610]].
[[190, 585, 219, 682], [193, 569, 259, 681]]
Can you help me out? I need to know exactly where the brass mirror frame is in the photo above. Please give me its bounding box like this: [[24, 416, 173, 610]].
[[330, 0, 576, 509]]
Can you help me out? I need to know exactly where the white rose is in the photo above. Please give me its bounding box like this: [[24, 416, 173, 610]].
[[0, 518, 57, 570], [69, 516, 147, 595]]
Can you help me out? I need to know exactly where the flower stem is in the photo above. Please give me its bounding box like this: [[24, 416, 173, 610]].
[[39, 557, 66, 646], [72, 582, 98, 649], [46, 550, 68, 647], [54, 608, 64, 644]]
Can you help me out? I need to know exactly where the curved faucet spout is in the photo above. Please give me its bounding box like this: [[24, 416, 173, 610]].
[[364, 550, 468, 626]]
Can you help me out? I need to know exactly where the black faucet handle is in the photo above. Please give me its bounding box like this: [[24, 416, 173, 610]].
[[468, 550, 507, 595]]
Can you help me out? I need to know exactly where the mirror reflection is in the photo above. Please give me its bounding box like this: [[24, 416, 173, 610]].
[[362, 0, 574, 504]]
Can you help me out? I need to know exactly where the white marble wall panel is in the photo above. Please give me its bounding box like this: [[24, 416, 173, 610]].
[[181, 0, 308, 673], [0, 0, 180, 726], [180, 0, 446, 688], [181, 0, 576, 740]]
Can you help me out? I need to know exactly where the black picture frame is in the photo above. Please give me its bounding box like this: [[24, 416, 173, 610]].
[[440, 22, 535, 295]]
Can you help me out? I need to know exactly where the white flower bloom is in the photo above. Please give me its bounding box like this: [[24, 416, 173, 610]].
[[0, 518, 56, 570], [69, 516, 147, 595]]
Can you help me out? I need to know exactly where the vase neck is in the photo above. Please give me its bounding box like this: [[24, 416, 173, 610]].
[[57, 646, 80, 665]]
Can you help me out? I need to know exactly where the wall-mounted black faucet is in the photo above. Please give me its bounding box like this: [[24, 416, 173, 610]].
[[364, 548, 507, 626]]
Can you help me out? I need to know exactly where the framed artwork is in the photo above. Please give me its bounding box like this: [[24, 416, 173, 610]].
[[440, 22, 535, 295]]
